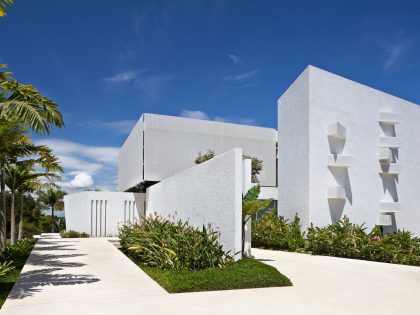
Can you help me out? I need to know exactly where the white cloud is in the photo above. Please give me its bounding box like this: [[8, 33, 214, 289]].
[[35, 139, 120, 193], [61, 173, 94, 189], [222, 70, 259, 83], [80, 119, 137, 135], [180, 110, 209, 120], [103, 70, 138, 83], [180, 109, 256, 126], [383, 39, 411, 70], [39, 139, 119, 164], [102, 70, 172, 98], [134, 73, 173, 98], [228, 54, 241, 64]]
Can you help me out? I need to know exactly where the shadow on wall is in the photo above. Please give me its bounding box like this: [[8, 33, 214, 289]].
[[327, 127, 352, 223], [328, 199, 346, 223], [8, 240, 100, 300], [380, 174, 399, 202]]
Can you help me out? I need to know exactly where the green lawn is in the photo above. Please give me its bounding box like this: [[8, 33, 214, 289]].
[[0, 269, 20, 307], [140, 258, 292, 293]]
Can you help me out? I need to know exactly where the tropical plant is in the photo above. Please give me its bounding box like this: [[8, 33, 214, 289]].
[[0, 261, 14, 278], [5, 159, 61, 244], [194, 150, 215, 164], [252, 213, 420, 266], [37, 188, 66, 233], [0, 121, 35, 249], [243, 154, 263, 180], [242, 185, 272, 253], [60, 230, 89, 238], [252, 209, 306, 252], [0, 0, 13, 17], [0, 64, 64, 134], [194, 149, 263, 181], [120, 214, 231, 270], [0, 238, 36, 269]]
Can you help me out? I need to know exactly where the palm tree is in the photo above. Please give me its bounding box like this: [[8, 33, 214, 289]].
[[38, 188, 66, 233], [6, 159, 61, 244], [0, 64, 64, 134], [0, 121, 34, 249], [17, 179, 43, 241], [0, 0, 13, 17]]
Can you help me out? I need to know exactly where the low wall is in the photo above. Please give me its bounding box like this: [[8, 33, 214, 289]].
[[64, 191, 145, 236], [146, 148, 243, 260]]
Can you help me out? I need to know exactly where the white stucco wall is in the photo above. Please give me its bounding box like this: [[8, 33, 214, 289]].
[[146, 148, 243, 260], [278, 68, 310, 227], [278, 65, 420, 235], [64, 191, 145, 236]]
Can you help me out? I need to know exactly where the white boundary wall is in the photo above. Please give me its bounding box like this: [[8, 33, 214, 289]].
[[146, 148, 243, 260], [278, 66, 420, 235], [64, 191, 145, 236]]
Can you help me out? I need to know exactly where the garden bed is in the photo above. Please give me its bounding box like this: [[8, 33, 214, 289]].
[[139, 257, 292, 293], [0, 239, 36, 308]]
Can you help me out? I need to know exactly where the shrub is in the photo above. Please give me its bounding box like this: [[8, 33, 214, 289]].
[[0, 261, 14, 279], [252, 209, 305, 252], [120, 214, 232, 270], [306, 217, 369, 259], [0, 238, 36, 269], [252, 214, 420, 266], [60, 230, 90, 238]]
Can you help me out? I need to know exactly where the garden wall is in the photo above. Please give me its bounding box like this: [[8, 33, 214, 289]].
[[146, 148, 243, 260], [64, 191, 145, 236]]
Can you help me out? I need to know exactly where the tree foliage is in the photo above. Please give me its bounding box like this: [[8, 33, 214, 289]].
[[0, 0, 13, 17]]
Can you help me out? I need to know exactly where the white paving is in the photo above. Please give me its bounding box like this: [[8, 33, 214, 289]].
[[1, 240, 419, 315]]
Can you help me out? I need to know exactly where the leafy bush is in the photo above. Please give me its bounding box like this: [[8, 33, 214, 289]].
[[0, 238, 36, 269], [60, 230, 90, 238], [253, 214, 420, 266], [252, 209, 305, 252], [306, 217, 371, 259], [0, 262, 14, 279], [120, 214, 232, 270]]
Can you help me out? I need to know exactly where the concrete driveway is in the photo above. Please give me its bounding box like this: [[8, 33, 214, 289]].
[[1, 239, 419, 315]]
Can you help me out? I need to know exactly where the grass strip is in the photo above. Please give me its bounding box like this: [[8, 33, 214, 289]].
[[140, 257, 292, 293]]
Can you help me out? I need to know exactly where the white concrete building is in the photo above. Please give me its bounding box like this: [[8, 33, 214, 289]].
[[118, 113, 278, 192], [65, 65, 420, 245], [278, 66, 420, 234]]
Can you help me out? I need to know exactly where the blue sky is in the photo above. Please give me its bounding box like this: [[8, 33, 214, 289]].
[[1, 0, 419, 191]]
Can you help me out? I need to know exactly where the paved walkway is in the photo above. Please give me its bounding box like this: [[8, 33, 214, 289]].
[[1, 240, 420, 314]]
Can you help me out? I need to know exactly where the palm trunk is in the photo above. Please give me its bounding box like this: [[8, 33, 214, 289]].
[[18, 193, 23, 241], [51, 204, 55, 233], [0, 166, 6, 250], [10, 191, 15, 245]]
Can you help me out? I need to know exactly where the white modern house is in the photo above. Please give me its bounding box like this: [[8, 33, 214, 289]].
[[278, 66, 420, 234], [65, 65, 420, 254], [118, 113, 278, 192]]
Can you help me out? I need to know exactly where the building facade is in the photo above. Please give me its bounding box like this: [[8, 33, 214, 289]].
[[278, 66, 420, 234], [118, 113, 278, 192], [65, 65, 420, 239]]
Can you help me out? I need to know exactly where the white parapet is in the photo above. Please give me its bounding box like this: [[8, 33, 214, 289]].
[[327, 154, 353, 167], [327, 121, 346, 139], [378, 213, 393, 226], [379, 136, 402, 148], [379, 201, 401, 213], [379, 163, 401, 175], [327, 185, 346, 200], [378, 147, 393, 162], [378, 111, 403, 125]]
